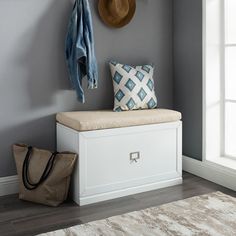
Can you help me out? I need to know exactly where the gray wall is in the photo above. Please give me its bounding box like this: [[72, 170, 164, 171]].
[[0, 0, 174, 177], [173, 0, 203, 160]]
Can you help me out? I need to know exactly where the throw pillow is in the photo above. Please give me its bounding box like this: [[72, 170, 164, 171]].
[[109, 61, 158, 111]]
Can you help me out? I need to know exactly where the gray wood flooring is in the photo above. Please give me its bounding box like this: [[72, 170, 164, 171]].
[[0, 172, 235, 236]]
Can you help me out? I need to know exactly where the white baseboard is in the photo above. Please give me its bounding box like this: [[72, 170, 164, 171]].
[[0, 175, 19, 196], [0, 174, 182, 201], [1, 157, 235, 197], [183, 156, 236, 191]]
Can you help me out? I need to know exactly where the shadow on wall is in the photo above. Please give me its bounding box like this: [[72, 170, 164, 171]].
[[0, 115, 56, 177], [0, 0, 174, 178], [0, 0, 77, 177], [15, 0, 72, 109]]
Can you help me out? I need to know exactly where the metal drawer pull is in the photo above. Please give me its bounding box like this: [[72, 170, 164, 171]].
[[130, 152, 140, 163]]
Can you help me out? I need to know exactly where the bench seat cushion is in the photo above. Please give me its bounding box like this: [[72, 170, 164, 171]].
[[56, 109, 181, 132]]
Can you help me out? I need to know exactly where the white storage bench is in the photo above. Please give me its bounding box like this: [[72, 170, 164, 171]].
[[56, 109, 182, 206]]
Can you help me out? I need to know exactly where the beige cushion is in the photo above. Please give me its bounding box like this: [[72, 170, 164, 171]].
[[56, 109, 181, 132]]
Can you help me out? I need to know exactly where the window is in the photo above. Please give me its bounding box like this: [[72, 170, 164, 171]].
[[224, 0, 236, 158], [204, 0, 236, 161]]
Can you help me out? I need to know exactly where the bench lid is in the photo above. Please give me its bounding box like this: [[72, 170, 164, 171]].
[[56, 109, 181, 132]]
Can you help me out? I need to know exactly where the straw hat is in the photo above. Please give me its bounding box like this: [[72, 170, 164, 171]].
[[98, 0, 136, 28]]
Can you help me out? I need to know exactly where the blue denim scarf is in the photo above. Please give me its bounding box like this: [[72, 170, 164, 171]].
[[65, 0, 98, 103]]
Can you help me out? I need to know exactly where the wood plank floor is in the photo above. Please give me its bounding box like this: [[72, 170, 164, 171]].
[[0, 172, 235, 236]]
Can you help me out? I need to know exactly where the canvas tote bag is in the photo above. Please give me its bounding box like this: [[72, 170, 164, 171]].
[[13, 144, 77, 206]]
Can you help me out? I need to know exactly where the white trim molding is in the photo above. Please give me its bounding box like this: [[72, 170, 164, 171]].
[[0, 175, 19, 196], [2, 157, 236, 197], [183, 156, 236, 191], [0, 157, 235, 197]]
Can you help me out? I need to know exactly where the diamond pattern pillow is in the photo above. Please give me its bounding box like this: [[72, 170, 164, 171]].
[[109, 61, 158, 112]]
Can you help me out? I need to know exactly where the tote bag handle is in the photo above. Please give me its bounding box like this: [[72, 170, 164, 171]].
[[22, 146, 58, 190]]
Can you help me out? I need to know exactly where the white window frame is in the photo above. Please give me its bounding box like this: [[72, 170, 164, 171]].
[[203, 0, 206, 162], [221, 0, 226, 158], [223, 0, 236, 160], [203, 0, 236, 162]]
